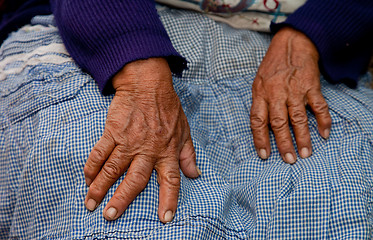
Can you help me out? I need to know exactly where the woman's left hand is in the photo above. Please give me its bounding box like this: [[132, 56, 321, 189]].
[[250, 27, 332, 163]]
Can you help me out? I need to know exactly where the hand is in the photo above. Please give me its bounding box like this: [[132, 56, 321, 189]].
[[250, 27, 332, 163], [83, 58, 200, 222]]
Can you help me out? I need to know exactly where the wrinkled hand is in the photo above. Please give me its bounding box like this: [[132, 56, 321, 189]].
[[84, 58, 200, 222], [250, 27, 332, 163]]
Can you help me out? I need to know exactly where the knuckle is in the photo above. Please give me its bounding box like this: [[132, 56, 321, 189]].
[[252, 76, 266, 93], [324, 116, 332, 126], [276, 138, 293, 153], [252, 80, 262, 93], [102, 161, 123, 180], [270, 116, 288, 131], [89, 147, 107, 165], [114, 145, 126, 156], [83, 165, 95, 178], [106, 118, 123, 131], [290, 109, 307, 126], [250, 115, 267, 129], [111, 190, 128, 203], [160, 170, 181, 188], [310, 99, 329, 114], [320, 114, 332, 128], [126, 170, 150, 190], [88, 185, 105, 199]]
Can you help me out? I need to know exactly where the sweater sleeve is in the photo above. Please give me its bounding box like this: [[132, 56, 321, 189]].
[[50, 0, 187, 94], [271, 0, 373, 87], [0, 0, 51, 44]]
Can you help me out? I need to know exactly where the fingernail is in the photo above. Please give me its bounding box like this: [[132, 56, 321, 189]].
[[284, 153, 296, 164], [300, 147, 310, 158], [85, 177, 92, 186], [258, 149, 268, 159], [323, 129, 330, 139], [196, 166, 202, 176], [86, 198, 97, 211], [106, 207, 118, 220], [164, 210, 174, 223]]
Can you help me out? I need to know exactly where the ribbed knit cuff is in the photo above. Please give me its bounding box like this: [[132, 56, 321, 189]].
[[83, 28, 187, 94], [52, 0, 187, 94], [271, 0, 373, 86]]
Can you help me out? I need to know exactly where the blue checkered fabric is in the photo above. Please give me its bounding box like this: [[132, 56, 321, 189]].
[[1, 8, 372, 239]]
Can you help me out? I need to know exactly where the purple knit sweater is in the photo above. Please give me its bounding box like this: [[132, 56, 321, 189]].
[[2, 1, 373, 93], [50, 0, 187, 94], [272, 0, 373, 88]]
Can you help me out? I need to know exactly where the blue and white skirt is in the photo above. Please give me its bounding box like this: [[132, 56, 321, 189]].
[[1, 8, 372, 239]]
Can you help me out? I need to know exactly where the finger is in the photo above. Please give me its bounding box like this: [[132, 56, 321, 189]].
[[85, 145, 131, 211], [269, 100, 297, 164], [179, 136, 200, 178], [287, 97, 312, 158], [155, 157, 181, 223], [84, 132, 116, 186], [250, 97, 271, 159], [102, 155, 153, 221], [307, 89, 332, 139]]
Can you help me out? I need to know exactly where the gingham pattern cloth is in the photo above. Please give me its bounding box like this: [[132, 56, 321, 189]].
[[0, 9, 372, 240]]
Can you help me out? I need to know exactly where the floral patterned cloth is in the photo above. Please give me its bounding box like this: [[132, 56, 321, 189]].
[[156, 0, 306, 31]]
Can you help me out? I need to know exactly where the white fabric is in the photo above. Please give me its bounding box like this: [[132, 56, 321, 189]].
[[156, 0, 306, 31]]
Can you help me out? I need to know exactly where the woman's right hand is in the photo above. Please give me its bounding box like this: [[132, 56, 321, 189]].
[[83, 58, 200, 223]]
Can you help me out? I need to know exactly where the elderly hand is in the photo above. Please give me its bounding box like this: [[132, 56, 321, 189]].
[[83, 58, 200, 222], [250, 27, 332, 163]]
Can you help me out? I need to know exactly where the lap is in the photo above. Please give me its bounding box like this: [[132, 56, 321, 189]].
[[1, 11, 372, 239]]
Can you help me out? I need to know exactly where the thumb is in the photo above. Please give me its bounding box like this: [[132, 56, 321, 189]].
[[179, 136, 200, 178]]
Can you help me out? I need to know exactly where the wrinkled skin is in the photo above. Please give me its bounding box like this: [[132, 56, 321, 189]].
[[84, 27, 332, 222], [84, 58, 200, 223], [250, 27, 332, 163]]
